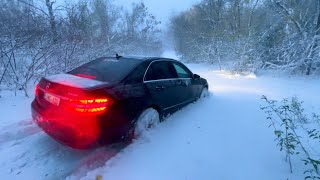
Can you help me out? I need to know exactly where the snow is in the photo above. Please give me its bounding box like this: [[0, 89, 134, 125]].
[[0, 63, 319, 180], [45, 74, 106, 89], [161, 50, 180, 60]]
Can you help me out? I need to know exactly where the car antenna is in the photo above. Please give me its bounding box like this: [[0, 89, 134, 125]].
[[116, 54, 122, 60]]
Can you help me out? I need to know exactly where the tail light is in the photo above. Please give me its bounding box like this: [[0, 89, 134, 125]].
[[67, 97, 113, 115], [35, 79, 112, 115]]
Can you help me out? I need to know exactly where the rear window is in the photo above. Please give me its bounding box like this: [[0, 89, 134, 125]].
[[69, 57, 142, 83]]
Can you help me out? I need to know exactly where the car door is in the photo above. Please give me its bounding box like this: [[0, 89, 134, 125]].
[[144, 61, 180, 110], [171, 62, 197, 103]]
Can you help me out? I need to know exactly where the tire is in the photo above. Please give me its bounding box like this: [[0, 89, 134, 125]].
[[199, 87, 209, 99], [133, 108, 160, 138]]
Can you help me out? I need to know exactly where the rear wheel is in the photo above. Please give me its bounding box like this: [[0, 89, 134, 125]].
[[133, 108, 160, 138]]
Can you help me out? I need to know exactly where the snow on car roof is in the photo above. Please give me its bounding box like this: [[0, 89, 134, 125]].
[[45, 74, 107, 89]]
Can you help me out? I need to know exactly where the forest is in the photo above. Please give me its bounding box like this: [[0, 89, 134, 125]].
[[171, 0, 320, 74], [0, 0, 320, 95], [0, 0, 162, 95]]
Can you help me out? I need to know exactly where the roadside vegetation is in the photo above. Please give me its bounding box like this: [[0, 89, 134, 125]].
[[170, 0, 320, 75], [0, 0, 162, 96], [261, 96, 320, 179], [1, 0, 319, 96]]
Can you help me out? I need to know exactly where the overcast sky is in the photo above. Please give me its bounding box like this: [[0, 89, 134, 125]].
[[55, 0, 200, 25], [54, 0, 200, 51], [114, 0, 200, 25]]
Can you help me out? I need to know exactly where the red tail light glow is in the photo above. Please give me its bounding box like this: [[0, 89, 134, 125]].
[[33, 80, 114, 148], [68, 98, 112, 114], [35, 80, 112, 115]]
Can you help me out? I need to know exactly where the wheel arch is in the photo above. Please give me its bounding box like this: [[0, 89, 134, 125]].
[[148, 104, 161, 115]]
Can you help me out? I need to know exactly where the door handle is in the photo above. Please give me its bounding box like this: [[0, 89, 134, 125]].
[[182, 80, 189, 86], [177, 80, 188, 86], [155, 86, 165, 90]]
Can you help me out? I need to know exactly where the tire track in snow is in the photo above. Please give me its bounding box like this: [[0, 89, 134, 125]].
[[0, 119, 40, 146]]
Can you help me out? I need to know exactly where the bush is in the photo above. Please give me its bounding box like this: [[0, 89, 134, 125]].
[[261, 96, 320, 179]]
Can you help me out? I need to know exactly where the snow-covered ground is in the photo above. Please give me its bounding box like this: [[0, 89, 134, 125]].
[[0, 64, 319, 180]]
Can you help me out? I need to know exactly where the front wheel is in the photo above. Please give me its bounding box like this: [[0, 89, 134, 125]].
[[133, 108, 160, 138], [199, 87, 209, 99]]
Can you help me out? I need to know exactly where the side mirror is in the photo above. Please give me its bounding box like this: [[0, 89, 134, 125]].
[[193, 74, 200, 79]]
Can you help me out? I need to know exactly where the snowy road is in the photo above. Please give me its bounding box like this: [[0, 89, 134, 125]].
[[0, 64, 319, 180]]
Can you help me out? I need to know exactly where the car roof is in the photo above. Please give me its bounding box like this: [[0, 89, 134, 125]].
[[105, 56, 178, 64], [68, 56, 179, 84]]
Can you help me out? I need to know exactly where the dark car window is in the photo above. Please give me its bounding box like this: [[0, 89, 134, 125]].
[[69, 57, 142, 83], [145, 61, 178, 81], [173, 63, 192, 78], [124, 62, 149, 84]]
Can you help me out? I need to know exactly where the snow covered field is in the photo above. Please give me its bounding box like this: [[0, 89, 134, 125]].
[[0, 64, 319, 180]]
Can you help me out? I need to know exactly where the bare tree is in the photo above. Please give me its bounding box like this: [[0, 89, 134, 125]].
[[0, 0, 163, 96], [170, 0, 320, 75], [45, 0, 58, 42]]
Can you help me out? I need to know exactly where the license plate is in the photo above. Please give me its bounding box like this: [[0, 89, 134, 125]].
[[44, 93, 60, 106]]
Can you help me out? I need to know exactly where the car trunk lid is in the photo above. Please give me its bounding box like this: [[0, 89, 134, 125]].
[[36, 74, 113, 115]]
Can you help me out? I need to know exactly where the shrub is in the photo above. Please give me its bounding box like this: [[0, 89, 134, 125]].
[[261, 96, 320, 179]]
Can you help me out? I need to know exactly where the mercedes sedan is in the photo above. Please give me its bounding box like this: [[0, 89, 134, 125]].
[[31, 56, 208, 149]]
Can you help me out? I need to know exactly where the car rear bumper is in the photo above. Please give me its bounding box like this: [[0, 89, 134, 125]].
[[32, 105, 102, 149], [32, 99, 123, 149]]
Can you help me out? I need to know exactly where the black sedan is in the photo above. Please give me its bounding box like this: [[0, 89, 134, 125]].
[[31, 56, 208, 149]]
